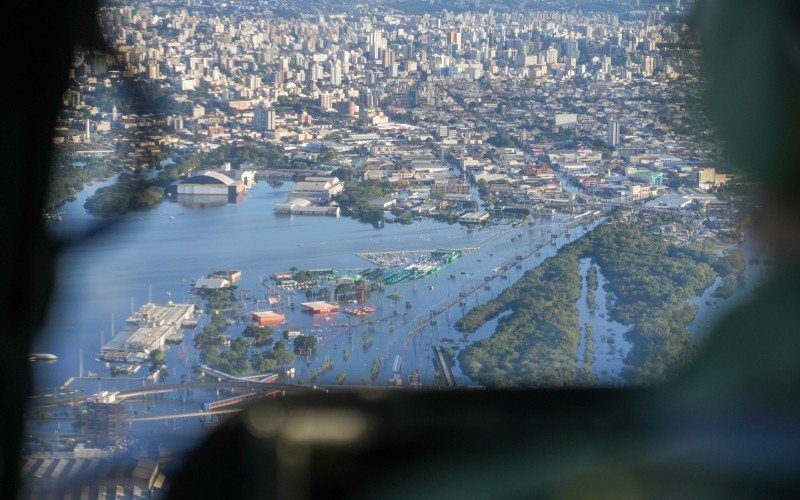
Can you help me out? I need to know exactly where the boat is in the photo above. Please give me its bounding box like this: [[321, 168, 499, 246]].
[[28, 353, 58, 363]]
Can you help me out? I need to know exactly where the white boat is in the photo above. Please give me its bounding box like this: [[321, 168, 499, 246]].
[[28, 353, 58, 362]]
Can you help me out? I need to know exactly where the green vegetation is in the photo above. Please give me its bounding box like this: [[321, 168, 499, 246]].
[[387, 292, 403, 313], [197, 287, 238, 314], [200, 338, 252, 376], [370, 359, 381, 380], [84, 173, 165, 216], [584, 324, 595, 366], [148, 348, 166, 373], [47, 157, 117, 209], [486, 133, 518, 149], [570, 224, 717, 385], [457, 222, 722, 387], [194, 314, 226, 347], [293, 334, 318, 354], [712, 248, 747, 299], [713, 280, 735, 299], [249, 341, 296, 373], [202, 337, 296, 376], [586, 265, 598, 315], [84, 144, 289, 216], [320, 357, 334, 375], [333, 179, 394, 227], [193, 285, 294, 377], [457, 256, 583, 387], [242, 324, 274, 346], [335, 372, 347, 385], [292, 270, 318, 283]]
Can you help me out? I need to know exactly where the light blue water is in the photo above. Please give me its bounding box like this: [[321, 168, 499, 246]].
[[575, 258, 631, 385], [33, 180, 580, 391]]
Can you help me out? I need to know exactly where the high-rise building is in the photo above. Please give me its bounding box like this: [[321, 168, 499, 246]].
[[643, 55, 655, 76], [601, 56, 612, 73], [86, 402, 126, 445], [330, 63, 342, 85], [320, 93, 333, 110], [449, 30, 462, 51], [607, 120, 620, 147], [147, 61, 160, 79], [564, 39, 580, 60], [246, 74, 261, 90], [407, 89, 419, 107], [545, 46, 559, 64], [254, 103, 275, 132]]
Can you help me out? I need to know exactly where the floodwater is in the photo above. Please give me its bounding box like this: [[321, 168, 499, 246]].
[[575, 258, 632, 385], [32, 180, 583, 394], [26, 178, 765, 448]]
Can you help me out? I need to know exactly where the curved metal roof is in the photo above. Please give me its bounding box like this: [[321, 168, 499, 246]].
[[183, 170, 236, 186]]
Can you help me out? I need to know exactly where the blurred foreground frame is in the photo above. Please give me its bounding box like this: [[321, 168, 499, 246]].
[[1, 0, 108, 497], [169, 386, 800, 499]]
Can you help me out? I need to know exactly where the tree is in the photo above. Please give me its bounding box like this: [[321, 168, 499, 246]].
[[293, 334, 318, 354], [387, 293, 403, 313], [242, 324, 274, 346], [148, 349, 166, 373]]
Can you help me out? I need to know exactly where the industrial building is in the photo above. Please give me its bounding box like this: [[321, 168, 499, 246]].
[[274, 176, 344, 215], [274, 198, 340, 216], [166, 167, 256, 203], [288, 176, 344, 203], [194, 277, 231, 290], [100, 302, 195, 361], [300, 301, 340, 314], [86, 402, 126, 445], [19, 455, 162, 498], [459, 212, 490, 224], [252, 310, 286, 326]]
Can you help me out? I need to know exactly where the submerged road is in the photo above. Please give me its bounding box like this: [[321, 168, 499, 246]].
[[400, 214, 605, 371]]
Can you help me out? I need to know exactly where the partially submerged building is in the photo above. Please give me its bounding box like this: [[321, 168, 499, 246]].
[[275, 176, 343, 216], [100, 303, 195, 362], [166, 167, 256, 204]]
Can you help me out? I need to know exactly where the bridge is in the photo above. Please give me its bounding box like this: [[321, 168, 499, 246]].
[[203, 389, 281, 411], [194, 364, 278, 384], [127, 408, 241, 423], [432, 346, 456, 387], [27, 381, 315, 410]]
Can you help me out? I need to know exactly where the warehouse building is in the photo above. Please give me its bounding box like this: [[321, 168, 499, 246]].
[[166, 168, 256, 203]]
